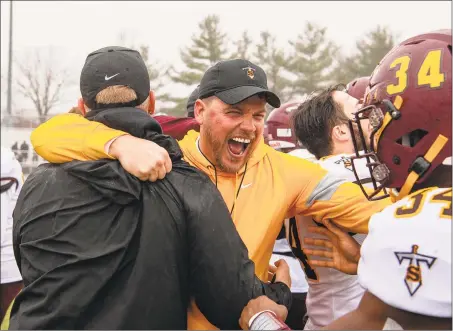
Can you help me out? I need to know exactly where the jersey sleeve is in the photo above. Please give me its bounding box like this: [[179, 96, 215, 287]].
[[284, 153, 391, 234], [31, 114, 128, 163]]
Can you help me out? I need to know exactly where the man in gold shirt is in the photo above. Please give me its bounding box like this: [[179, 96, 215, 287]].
[[31, 58, 390, 330]]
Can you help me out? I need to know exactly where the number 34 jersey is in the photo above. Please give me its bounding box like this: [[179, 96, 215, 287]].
[[359, 187, 451, 318], [288, 153, 371, 329]]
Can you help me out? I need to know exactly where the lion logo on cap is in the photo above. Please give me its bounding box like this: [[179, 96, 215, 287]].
[[242, 66, 256, 79]]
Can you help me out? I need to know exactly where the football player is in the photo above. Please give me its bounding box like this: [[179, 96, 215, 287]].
[[324, 28, 452, 330], [282, 78, 374, 330], [239, 29, 452, 331]]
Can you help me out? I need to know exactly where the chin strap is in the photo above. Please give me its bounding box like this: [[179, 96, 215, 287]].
[[391, 134, 449, 202]]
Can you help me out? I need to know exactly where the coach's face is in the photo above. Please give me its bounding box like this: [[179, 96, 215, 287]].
[[195, 95, 266, 173]]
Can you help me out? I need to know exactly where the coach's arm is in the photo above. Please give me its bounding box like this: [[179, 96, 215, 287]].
[[184, 171, 292, 329]]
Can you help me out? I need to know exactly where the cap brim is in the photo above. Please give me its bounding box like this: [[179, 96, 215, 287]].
[[215, 86, 281, 108]]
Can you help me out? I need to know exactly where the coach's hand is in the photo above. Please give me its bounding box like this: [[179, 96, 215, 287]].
[[239, 296, 288, 330], [268, 259, 291, 288], [109, 135, 172, 181]]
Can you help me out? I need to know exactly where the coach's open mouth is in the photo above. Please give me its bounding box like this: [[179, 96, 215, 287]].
[[227, 137, 251, 157]]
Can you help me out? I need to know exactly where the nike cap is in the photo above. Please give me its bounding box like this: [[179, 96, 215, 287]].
[[198, 59, 280, 108], [80, 46, 150, 110]]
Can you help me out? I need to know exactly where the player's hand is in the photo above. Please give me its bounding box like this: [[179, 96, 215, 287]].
[[268, 259, 291, 288], [239, 296, 288, 330], [304, 220, 361, 275], [109, 135, 172, 181]]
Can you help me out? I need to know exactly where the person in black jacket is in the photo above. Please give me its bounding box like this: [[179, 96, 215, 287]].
[[9, 46, 291, 330]]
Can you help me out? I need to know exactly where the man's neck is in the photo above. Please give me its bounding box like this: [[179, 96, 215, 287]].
[[331, 143, 354, 156], [197, 136, 217, 167]]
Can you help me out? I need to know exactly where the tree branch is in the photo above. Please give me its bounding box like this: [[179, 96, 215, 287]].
[[15, 48, 67, 120]]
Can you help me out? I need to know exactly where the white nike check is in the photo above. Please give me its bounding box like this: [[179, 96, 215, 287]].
[[241, 183, 252, 189], [105, 73, 120, 81]]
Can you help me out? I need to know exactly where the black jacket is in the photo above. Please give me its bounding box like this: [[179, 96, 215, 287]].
[[10, 108, 291, 330]]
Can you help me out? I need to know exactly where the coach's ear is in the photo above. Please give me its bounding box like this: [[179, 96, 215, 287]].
[[194, 99, 205, 125], [147, 91, 156, 115], [78, 98, 87, 116]]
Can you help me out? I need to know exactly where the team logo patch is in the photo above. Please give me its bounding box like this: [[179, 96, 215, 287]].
[[394, 245, 437, 296], [242, 66, 256, 79], [334, 156, 353, 172]]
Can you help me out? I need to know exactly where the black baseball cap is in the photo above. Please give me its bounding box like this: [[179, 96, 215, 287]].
[[186, 85, 199, 118], [80, 46, 150, 109], [198, 59, 280, 108]]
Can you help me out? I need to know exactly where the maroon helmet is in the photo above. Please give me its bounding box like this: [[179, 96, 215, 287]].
[[153, 114, 200, 140], [265, 102, 301, 152], [263, 124, 271, 145], [349, 29, 452, 201], [346, 76, 370, 102]]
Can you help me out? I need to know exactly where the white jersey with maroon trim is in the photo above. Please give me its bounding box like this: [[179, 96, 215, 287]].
[[1, 146, 23, 284], [289, 153, 371, 329], [359, 187, 451, 318]]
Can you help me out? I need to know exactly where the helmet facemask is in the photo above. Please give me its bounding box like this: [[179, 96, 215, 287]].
[[348, 30, 452, 202], [349, 94, 450, 202], [347, 99, 404, 201]]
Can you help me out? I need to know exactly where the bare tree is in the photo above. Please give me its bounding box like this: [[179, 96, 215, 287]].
[[15, 48, 66, 123]]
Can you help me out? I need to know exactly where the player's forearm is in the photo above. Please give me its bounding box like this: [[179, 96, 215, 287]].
[[323, 291, 388, 330], [322, 308, 386, 330], [31, 113, 127, 163], [322, 309, 368, 330]]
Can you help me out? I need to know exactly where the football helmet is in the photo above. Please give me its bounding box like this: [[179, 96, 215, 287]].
[[349, 30, 452, 201], [346, 76, 370, 102], [266, 102, 301, 152]]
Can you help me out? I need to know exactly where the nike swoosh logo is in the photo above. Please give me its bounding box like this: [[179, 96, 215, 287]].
[[105, 73, 120, 81], [241, 183, 252, 189]]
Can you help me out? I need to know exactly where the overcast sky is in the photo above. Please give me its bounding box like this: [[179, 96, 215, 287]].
[[1, 1, 451, 114]]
